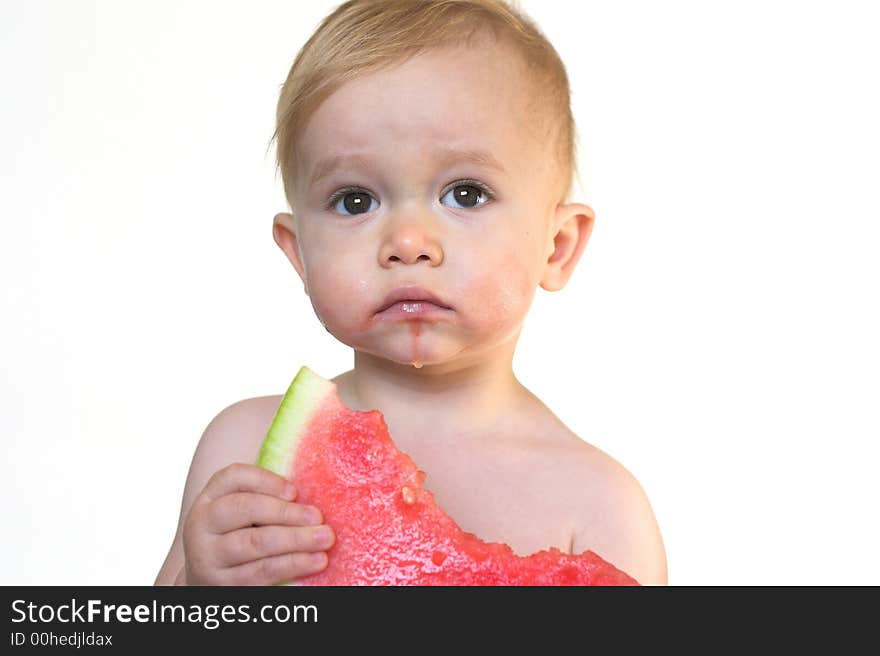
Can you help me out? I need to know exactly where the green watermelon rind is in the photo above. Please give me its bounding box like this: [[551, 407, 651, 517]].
[[257, 366, 336, 588], [257, 365, 332, 478]]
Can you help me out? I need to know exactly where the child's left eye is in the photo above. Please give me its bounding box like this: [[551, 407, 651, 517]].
[[440, 181, 493, 210]]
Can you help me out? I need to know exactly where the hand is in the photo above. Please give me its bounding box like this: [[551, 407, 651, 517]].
[[181, 463, 334, 585]]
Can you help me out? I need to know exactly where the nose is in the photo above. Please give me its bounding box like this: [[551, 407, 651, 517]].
[[378, 207, 444, 268]]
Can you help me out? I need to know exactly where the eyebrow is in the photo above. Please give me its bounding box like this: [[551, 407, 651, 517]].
[[308, 147, 507, 186]]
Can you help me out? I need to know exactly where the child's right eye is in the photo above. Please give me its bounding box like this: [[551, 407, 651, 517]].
[[327, 188, 379, 216]]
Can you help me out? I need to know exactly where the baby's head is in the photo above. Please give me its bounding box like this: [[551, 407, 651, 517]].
[[270, 0, 594, 370]]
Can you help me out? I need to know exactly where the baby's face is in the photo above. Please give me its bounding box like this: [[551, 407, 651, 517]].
[[276, 40, 567, 369]]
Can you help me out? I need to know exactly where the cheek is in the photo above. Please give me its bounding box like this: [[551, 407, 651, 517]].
[[453, 222, 545, 337], [306, 268, 368, 330], [465, 262, 536, 335], [297, 229, 372, 332]]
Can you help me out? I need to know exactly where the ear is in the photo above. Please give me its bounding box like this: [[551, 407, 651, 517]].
[[540, 203, 595, 292], [272, 212, 309, 295]]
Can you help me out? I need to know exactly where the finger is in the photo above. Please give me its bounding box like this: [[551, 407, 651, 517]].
[[217, 524, 335, 567], [208, 492, 322, 533], [202, 463, 296, 503], [227, 551, 329, 586]]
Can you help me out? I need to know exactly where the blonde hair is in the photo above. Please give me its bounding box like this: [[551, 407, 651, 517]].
[[269, 0, 580, 208]]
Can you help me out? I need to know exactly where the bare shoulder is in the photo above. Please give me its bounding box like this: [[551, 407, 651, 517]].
[[182, 395, 284, 485], [153, 394, 282, 585], [199, 395, 283, 461], [179, 395, 283, 512], [557, 429, 668, 586]]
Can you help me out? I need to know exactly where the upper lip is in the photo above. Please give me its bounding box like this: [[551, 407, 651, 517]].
[[376, 286, 452, 313]]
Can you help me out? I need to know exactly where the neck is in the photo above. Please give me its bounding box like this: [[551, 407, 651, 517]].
[[335, 338, 526, 440]]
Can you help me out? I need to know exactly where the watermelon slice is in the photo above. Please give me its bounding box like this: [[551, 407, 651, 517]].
[[257, 366, 639, 586]]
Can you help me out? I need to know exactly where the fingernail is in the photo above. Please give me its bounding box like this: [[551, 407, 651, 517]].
[[311, 552, 327, 568], [314, 526, 333, 546], [283, 482, 296, 499], [306, 507, 322, 525]]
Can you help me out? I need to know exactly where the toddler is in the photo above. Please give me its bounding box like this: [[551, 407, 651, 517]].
[[155, 0, 667, 586]]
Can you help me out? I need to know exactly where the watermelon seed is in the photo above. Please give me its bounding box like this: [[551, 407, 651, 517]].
[[401, 486, 416, 505]]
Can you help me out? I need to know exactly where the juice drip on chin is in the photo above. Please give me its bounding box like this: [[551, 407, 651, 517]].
[[410, 322, 422, 369]]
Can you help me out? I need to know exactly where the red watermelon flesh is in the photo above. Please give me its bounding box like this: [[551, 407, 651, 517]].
[[257, 366, 639, 586]]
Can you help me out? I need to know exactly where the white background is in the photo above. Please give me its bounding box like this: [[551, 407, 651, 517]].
[[2, 0, 878, 586]]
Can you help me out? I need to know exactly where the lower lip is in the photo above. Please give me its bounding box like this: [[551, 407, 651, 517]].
[[375, 301, 453, 320]]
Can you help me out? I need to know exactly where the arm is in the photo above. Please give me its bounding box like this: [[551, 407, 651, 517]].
[[154, 396, 331, 585], [155, 399, 261, 585]]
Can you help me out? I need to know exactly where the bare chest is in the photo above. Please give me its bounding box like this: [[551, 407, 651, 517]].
[[257, 393, 595, 557], [390, 430, 585, 557]]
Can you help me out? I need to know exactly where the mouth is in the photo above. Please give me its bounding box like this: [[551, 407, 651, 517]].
[[375, 285, 453, 317]]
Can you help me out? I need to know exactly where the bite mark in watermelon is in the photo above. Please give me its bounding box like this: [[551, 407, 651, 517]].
[[257, 366, 639, 586]]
